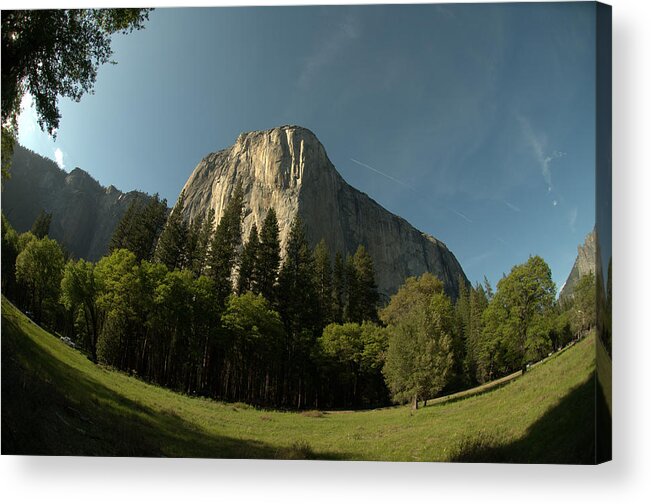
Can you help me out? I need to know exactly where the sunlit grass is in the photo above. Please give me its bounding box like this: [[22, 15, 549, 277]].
[[2, 296, 596, 462]]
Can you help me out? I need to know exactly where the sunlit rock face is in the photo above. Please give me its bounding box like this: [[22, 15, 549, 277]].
[[180, 125, 468, 300], [559, 229, 597, 301]]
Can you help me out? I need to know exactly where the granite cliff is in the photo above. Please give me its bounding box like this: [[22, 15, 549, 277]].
[[2, 144, 153, 260], [179, 125, 468, 299], [559, 229, 597, 301]]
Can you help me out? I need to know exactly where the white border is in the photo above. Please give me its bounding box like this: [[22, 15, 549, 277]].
[[2, 0, 650, 502]]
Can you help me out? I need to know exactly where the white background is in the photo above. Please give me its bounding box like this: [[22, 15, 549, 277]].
[[1, 0, 649, 502]]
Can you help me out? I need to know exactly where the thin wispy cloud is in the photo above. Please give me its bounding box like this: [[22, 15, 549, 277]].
[[568, 207, 578, 232], [516, 112, 565, 193], [463, 250, 493, 269], [503, 200, 521, 212], [298, 15, 360, 90]]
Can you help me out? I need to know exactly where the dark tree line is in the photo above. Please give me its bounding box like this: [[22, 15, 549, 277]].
[[2, 201, 597, 411], [0, 186, 386, 409]]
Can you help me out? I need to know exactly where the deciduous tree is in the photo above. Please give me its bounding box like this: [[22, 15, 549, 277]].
[[15, 236, 64, 323]]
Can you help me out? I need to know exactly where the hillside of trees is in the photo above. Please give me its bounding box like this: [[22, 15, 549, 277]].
[[1, 187, 596, 410]]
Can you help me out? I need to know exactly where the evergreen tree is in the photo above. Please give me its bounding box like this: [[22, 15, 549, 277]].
[[343, 254, 357, 322], [257, 208, 281, 304], [237, 223, 260, 295], [332, 251, 346, 324], [451, 275, 470, 388], [345, 245, 379, 323], [110, 194, 168, 261], [109, 199, 140, 253], [277, 216, 318, 408], [313, 239, 333, 328], [464, 283, 488, 384], [154, 191, 189, 271], [192, 208, 215, 277], [185, 213, 204, 276], [278, 216, 317, 331], [30, 209, 52, 239], [137, 194, 168, 261], [207, 184, 244, 307]]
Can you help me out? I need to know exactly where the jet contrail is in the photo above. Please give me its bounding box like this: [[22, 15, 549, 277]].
[[450, 209, 473, 223], [503, 200, 521, 213], [350, 157, 473, 225], [349, 158, 419, 193]]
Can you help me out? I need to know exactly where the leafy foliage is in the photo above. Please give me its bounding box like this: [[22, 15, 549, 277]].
[[380, 273, 454, 407], [1, 9, 152, 179], [1, 213, 20, 297], [15, 236, 65, 324], [319, 321, 388, 406], [477, 256, 556, 381], [60, 259, 100, 360]]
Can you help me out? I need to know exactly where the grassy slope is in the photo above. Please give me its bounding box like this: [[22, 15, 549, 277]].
[[1, 296, 596, 462]]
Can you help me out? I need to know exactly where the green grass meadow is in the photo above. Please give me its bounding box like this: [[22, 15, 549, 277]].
[[1, 296, 596, 462]]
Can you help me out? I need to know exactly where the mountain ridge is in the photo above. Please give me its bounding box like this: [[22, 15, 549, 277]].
[[559, 229, 597, 301], [2, 144, 154, 260], [179, 125, 468, 299]]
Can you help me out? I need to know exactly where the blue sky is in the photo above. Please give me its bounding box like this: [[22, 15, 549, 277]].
[[17, 2, 597, 290]]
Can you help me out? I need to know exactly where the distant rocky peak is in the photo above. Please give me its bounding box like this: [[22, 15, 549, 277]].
[[559, 228, 597, 300]]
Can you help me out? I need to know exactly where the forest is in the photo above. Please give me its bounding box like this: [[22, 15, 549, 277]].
[[1, 186, 597, 410]]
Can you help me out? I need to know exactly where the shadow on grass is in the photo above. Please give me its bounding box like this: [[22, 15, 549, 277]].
[[1, 314, 348, 460], [449, 373, 596, 464], [596, 378, 612, 463]]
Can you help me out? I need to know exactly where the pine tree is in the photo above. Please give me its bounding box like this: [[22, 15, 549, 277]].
[[344, 254, 358, 322], [465, 283, 488, 384], [277, 216, 318, 408], [277, 216, 317, 332], [207, 184, 244, 307], [346, 245, 379, 323], [109, 199, 141, 253], [332, 251, 346, 324], [188, 208, 214, 277], [257, 208, 281, 304], [137, 194, 168, 261], [237, 223, 260, 295], [313, 238, 333, 329], [452, 275, 470, 387], [154, 191, 189, 271], [111, 194, 168, 261], [30, 209, 53, 239]]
